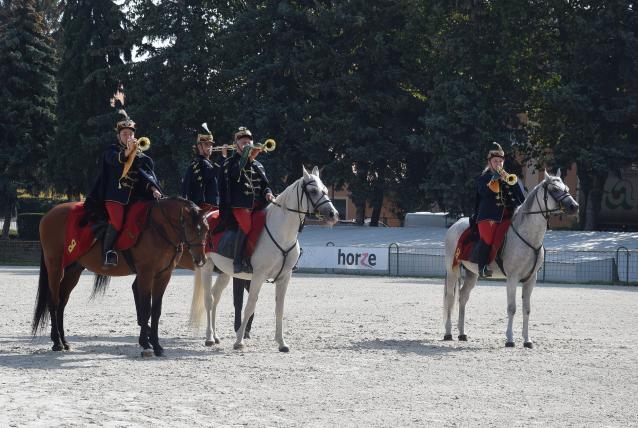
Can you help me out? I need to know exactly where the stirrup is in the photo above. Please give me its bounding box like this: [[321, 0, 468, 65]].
[[103, 250, 118, 267], [479, 265, 492, 278]]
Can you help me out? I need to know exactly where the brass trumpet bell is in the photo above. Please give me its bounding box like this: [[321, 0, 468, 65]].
[[262, 138, 276, 152], [136, 137, 151, 152], [496, 167, 518, 186]]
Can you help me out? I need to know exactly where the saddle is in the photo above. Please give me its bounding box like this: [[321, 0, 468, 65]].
[[206, 209, 267, 260], [452, 219, 511, 269], [62, 201, 151, 269]]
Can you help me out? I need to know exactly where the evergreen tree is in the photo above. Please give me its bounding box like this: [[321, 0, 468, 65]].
[[51, 0, 131, 197], [0, 0, 57, 238], [126, 0, 239, 194], [527, 0, 638, 229]]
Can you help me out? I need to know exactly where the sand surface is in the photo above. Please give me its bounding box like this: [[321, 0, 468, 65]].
[[1, 267, 636, 427]]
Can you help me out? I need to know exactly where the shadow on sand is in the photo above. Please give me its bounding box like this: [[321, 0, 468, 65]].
[[0, 335, 223, 370], [350, 338, 480, 356]]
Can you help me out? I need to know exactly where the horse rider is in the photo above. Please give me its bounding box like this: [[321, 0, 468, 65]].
[[219, 126, 275, 274], [86, 110, 163, 267], [181, 128, 228, 212], [471, 142, 525, 277]]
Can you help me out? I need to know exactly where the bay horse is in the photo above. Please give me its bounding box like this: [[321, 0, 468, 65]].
[[32, 197, 210, 357], [189, 166, 339, 352], [443, 170, 578, 348]]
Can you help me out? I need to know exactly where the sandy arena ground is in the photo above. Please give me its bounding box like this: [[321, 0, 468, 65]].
[[1, 267, 637, 427]]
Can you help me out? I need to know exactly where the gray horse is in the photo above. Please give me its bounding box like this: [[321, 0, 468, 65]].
[[443, 170, 579, 348]]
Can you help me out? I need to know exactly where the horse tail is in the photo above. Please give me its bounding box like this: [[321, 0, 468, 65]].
[[443, 269, 461, 321], [32, 251, 50, 335], [90, 274, 111, 300], [189, 267, 205, 329]]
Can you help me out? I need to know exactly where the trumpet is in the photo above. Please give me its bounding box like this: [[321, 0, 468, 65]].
[[210, 144, 236, 152], [129, 136, 151, 152], [119, 137, 151, 185], [496, 166, 518, 185], [261, 138, 276, 152]]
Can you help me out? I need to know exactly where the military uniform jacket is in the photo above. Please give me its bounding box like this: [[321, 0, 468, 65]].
[[181, 154, 223, 207], [87, 143, 162, 206], [220, 152, 273, 210], [475, 170, 526, 222]]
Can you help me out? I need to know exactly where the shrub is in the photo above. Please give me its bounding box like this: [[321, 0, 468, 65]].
[[17, 213, 44, 240]]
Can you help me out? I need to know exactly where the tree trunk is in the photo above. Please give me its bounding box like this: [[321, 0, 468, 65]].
[[1, 201, 13, 240], [355, 200, 366, 225], [369, 186, 384, 227], [584, 174, 606, 230]]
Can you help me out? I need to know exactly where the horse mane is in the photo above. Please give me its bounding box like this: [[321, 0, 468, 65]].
[[272, 176, 304, 208], [513, 177, 546, 222]]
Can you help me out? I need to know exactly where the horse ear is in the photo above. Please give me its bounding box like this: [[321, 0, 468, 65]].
[[312, 166, 320, 177], [302, 165, 309, 178], [556, 168, 561, 178], [544, 169, 553, 179]]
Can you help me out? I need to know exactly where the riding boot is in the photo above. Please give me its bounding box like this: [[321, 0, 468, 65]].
[[102, 224, 119, 267], [470, 239, 492, 278], [232, 230, 250, 273]]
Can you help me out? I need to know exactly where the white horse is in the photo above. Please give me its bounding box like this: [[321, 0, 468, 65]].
[[443, 170, 579, 348], [189, 166, 339, 352]]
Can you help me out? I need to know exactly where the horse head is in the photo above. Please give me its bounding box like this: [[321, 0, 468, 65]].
[[158, 198, 209, 267], [540, 169, 579, 216], [300, 165, 339, 226]]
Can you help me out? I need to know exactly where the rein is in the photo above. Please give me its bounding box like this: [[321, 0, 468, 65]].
[[147, 199, 204, 273], [266, 178, 333, 282], [507, 181, 570, 282]]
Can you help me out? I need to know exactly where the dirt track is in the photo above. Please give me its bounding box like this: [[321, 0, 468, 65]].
[[1, 267, 636, 427]]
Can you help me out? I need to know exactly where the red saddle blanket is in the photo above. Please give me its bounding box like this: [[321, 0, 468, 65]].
[[62, 201, 151, 268], [207, 209, 267, 259], [452, 219, 511, 268]]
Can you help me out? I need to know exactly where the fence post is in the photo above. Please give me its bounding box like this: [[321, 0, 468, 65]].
[[388, 243, 399, 276], [615, 246, 629, 284], [326, 241, 335, 274]]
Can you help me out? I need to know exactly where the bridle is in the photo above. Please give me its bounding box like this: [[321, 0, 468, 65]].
[[524, 181, 572, 220], [508, 180, 573, 282], [271, 178, 334, 229], [148, 199, 206, 272], [266, 178, 334, 282]]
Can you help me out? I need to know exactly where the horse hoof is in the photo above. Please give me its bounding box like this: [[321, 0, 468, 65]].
[[243, 331, 251, 339], [141, 349, 154, 358], [233, 342, 244, 350], [505, 342, 515, 348], [63, 343, 71, 351], [524, 342, 533, 349], [205, 340, 215, 347], [214, 338, 220, 344], [458, 334, 467, 341], [443, 334, 453, 341], [153, 348, 164, 357], [52, 344, 63, 352], [279, 345, 290, 353]]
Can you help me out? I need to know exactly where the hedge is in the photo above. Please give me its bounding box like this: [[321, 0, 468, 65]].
[[17, 213, 44, 240]]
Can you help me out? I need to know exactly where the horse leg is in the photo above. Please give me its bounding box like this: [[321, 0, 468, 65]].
[[443, 267, 459, 341], [457, 272, 478, 341], [46, 262, 65, 352], [135, 272, 154, 357], [149, 273, 171, 357], [206, 269, 228, 346], [505, 278, 518, 347], [233, 274, 265, 350], [522, 275, 536, 349], [274, 271, 292, 352], [57, 264, 84, 350]]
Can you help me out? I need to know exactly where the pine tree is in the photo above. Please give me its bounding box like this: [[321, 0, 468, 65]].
[[0, 0, 57, 238], [51, 0, 131, 197]]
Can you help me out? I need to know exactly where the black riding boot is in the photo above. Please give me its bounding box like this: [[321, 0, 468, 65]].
[[232, 230, 251, 273], [470, 239, 492, 278], [102, 224, 119, 267]]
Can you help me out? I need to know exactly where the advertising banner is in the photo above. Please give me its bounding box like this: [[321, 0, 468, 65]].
[[298, 246, 388, 271]]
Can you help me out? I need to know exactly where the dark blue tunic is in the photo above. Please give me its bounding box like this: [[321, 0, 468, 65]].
[[181, 155, 223, 207], [219, 152, 273, 210], [87, 143, 162, 206], [475, 170, 526, 222]]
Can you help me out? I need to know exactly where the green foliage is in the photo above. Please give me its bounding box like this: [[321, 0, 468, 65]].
[[17, 213, 43, 240], [16, 197, 60, 214], [50, 0, 131, 197], [0, 0, 57, 204]]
